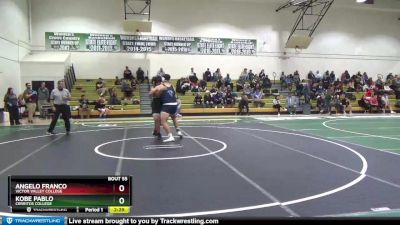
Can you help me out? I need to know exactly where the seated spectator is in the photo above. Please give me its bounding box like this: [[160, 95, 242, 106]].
[[203, 90, 213, 107], [78, 95, 91, 119], [95, 96, 110, 118], [114, 76, 121, 85], [121, 79, 133, 100], [97, 85, 108, 97], [198, 80, 207, 92], [238, 95, 249, 115], [216, 78, 223, 89], [212, 91, 224, 108], [273, 95, 285, 116], [123, 66, 133, 80], [347, 79, 356, 92], [339, 94, 352, 115], [243, 84, 253, 98], [362, 88, 379, 113], [286, 92, 298, 115], [248, 69, 255, 81], [214, 68, 222, 81], [380, 92, 395, 114], [194, 93, 203, 105], [203, 68, 212, 82], [136, 67, 145, 83], [131, 78, 138, 91], [308, 70, 316, 83], [224, 74, 233, 88], [96, 78, 105, 90], [109, 87, 120, 105], [224, 89, 235, 107], [252, 88, 265, 108], [262, 75, 272, 89], [237, 74, 246, 92], [191, 85, 199, 93], [180, 79, 191, 95], [316, 95, 325, 114]]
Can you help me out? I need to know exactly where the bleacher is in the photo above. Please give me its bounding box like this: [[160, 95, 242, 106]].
[[69, 78, 399, 117], [70, 79, 141, 117]]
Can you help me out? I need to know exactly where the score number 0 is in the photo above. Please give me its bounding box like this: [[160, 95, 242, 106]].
[[118, 184, 126, 205]]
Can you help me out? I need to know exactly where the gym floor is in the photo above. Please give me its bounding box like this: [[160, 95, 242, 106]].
[[0, 115, 400, 218]]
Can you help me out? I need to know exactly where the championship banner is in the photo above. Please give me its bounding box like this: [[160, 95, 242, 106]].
[[45, 32, 257, 56]]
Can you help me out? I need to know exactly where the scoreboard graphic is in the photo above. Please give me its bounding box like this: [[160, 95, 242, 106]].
[[8, 176, 132, 214]]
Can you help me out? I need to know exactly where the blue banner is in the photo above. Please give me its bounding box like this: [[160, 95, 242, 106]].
[[2, 217, 65, 225]]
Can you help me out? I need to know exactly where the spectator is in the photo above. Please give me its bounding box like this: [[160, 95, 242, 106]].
[[189, 68, 198, 84], [97, 85, 108, 97], [252, 88, 265, 108], [23, 83, 37, 123], [248, 69, 255, 81], [114, 76, 121, 85], [213, 68, 222, 81], [273, 95, 284, 116], [216, 78, 223, 89], [78, 95, 91, 119], [96, 78, 105, 90], [194, 93, 203, 105], [109, 87, 120, 105], [123, 66, 133, 80], [37, 82, 50, 119], [316, 95, 325, 114], [190, 67, 196, 76], [224, 74, 233, 88], [203, 90, 213, 108], [340, 94, 353, 115], [380, 92, 395, 114], [131, 78, 137, 91], [259, 69, 266, 79], [286, 92, 298, 115], [136, 67, 145, 83], [262, 75, 272, 89], [224, 88, 235, 107], [240, 68, 248, 81], [238, 95, 249, 115], [95, 96, 110, 118], [308, 70, 315, 82], [157, 68, 165, 77], [243, 84, 252, 98], [121, 79, 133, 100], [324, 88, 334, 115], [280, 72, 287, 90], [3, 87, 21, 125], [315, 70, 322, 81], [198, 79, 207, 91], [212, 90, 224, 108], [237, 72, 247, 92], [204, 68, 212, 82]]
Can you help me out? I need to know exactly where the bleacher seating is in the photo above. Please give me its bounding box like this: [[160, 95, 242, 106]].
[[69, 78, 399, 117]]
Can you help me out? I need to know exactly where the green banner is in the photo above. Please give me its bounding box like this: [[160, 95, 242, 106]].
[[45, 32, 257, 56]]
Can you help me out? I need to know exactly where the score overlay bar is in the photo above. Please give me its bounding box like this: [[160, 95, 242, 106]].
[[8, 176, 132, 213]]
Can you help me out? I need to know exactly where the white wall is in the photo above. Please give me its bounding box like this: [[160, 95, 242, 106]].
[[0, 0, 30, 108], [30, 0, 400, 80], [20, 52, 71, 86]]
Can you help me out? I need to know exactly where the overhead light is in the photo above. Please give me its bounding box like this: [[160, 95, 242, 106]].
[[356, 0, 367, 2]]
